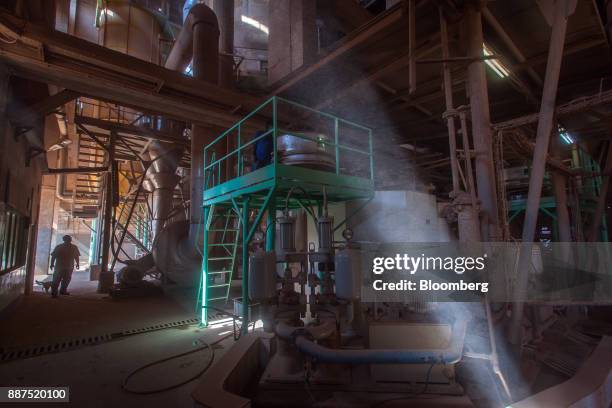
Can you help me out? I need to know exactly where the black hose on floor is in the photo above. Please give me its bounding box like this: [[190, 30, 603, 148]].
[[121, 332, 234, 394]]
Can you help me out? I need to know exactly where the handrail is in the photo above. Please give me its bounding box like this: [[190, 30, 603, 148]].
[[202, 96, 374, 189]]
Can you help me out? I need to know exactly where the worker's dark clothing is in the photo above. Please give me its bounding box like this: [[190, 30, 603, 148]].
[[50, 242, 80, 297], [252, 130, 273, 170]]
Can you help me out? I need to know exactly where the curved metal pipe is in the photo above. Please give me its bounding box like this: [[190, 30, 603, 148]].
[[165, 3, 219, 72], [294, 318, 468, 365], [276, 320, 336, 341]]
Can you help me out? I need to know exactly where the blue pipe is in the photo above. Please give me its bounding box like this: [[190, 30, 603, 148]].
[[294, 318, 468, 365]]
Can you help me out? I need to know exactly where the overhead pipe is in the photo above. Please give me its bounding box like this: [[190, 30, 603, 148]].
[[165, 1, 219, 73], [294, 318, 468, 365]]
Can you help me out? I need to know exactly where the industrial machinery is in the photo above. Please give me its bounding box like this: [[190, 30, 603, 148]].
[[192, 97, 476, 407]]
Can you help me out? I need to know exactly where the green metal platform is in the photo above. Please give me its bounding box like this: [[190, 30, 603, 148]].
[[198, 96, 375, 328]]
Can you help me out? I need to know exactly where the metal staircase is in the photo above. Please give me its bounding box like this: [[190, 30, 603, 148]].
[[72, 129, 107, 218], [110, 178, 151, 270]]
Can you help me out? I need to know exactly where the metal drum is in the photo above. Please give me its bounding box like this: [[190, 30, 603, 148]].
[[277, 133, 335, 171]]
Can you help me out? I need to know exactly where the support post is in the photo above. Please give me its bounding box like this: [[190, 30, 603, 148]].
[[408, 0, 416, 95], [98, 130, 116, 292], [201, 205, 210, 326], [241, 196, 250, 335], [588, 141, 612, 241], [440, 8, 460, 193], [510, 0, 575, 345], [464, 3, 499, 241]]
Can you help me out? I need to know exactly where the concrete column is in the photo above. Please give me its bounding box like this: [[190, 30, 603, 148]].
[[464, 3, 499, 241], [510, 0, 574, 345], [34, 185, 56, 275], [268, 0, 317, 85]]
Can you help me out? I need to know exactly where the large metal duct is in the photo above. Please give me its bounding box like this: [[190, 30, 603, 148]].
[[152, 2, 220, 286], [143, 141, 183, 238]]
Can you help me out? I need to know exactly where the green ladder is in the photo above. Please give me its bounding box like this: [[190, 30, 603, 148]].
[[205, 206, 241, 302]]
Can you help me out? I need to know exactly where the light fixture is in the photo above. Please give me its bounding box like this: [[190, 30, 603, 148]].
[[558, 125, 574, 145], [483, 43, 509, 78], [241, 15, 269, 35], [47, 136, 73, 152]]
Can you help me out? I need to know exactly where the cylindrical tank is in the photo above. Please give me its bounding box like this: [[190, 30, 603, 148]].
[[249, 250, 277, 300], [317, 216, 334, 253], [278, 216, 296, 253], [277, 133, 335, 170], [103, 3, 163, 63], [335, 248, 361, 300]]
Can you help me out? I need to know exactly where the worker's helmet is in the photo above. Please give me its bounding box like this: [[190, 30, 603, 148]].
[[62, 235, 72, 243]]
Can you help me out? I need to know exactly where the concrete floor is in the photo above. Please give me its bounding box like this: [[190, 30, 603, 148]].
[[0, 271, 238, 407]]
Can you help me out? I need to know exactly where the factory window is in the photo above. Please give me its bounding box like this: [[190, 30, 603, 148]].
[[241, 15, 269, 35], [0, 203, 28, 275]]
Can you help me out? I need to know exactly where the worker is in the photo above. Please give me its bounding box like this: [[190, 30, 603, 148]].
[[252, 120, 274, 170], [49, 235, 80, 298]]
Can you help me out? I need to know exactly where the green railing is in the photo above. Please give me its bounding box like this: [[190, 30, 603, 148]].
[[203, 96, 374, 189]]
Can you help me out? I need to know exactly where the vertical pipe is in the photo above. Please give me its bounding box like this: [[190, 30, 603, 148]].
[[465, 3, 499, 241], [88, 218, 97, 265], [510, 3, 572, 345], [100, 131, 115, 274], [201, 205, 210, 326], [272, 97, 278, 178], [214, 0, 235, 88], [368, 129, 374, 181], [266, 199, 276, 252], [190, 8, 220, 245], [241, 196, 250, 335], [440, 8, 460, 193], [588, 142, 612, 241], [334, 118, 340, 175], [408, 0, 416, 95]]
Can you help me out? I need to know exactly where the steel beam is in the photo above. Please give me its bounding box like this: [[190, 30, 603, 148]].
[[0, 11, 262, 129], [465, 3, 499, 241], [587, 141, 612, 241], [510, 1, 574, 346], [9, 89, 78, 125], [440, 9, 460, 193]]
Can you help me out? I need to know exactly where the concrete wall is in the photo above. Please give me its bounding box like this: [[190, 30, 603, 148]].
[[0, 66, 46, 312], [347, 190, 454, 243], [268, 0, 317, 85]]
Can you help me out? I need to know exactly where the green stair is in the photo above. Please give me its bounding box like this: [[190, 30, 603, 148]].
[[204, 206, 241, 303]]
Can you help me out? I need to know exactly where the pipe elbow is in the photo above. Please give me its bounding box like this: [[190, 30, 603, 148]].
[[294, 317, 469, 365], [185, 3, 219, 33]]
